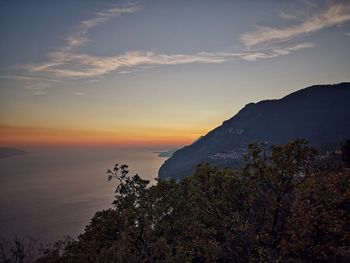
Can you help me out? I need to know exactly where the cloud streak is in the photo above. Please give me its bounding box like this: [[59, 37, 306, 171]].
[[27, 51, 237, 78], [0, 74, 58, 95], [26, 44, 314, 78], [23, 81, 53, 96], [19, 3, 316, 82], [64, 5, 140, 51], [240, 42, 315, 61], [13, 4, 140, 94], [0, 75, 59, 82], [241, 2, 350, 47]]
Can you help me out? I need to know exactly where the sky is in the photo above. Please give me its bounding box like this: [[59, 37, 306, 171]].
[[0, 0, 349, 147]]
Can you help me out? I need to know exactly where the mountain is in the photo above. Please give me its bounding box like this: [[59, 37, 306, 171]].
[[0, 147, 27, 159], [158, 82, 350, 180], [154, 148, 179, 158]]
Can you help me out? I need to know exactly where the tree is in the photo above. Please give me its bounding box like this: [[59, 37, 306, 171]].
[[280, 170, 350, 262], [342, 139, 350, 167], [38, 139, 349, 263], [0, 236, 37, 263], [243, 138, 317, 261]]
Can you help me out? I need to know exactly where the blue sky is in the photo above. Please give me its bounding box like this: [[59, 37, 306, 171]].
[[0, 0, 350, 146]]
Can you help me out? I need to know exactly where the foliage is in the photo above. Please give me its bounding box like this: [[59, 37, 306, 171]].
[[342, 139, 350, 167], [0, 236, 37, 263], [32, 139, 350, 262]]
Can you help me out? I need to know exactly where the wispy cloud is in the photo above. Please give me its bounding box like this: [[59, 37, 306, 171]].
[[24, 4, 140, 76], [24, 82, 53, 96], [241, 2, 350, 47], [241, 42, 314, 61], [64, 4, 140, 52], [27, 51, 238, 78], [15, 3, 316, 84], [0, 74, 58, 95], [10, 4, 140, 94], [0, 75, 59, 82], [26, 44, 314, 78]]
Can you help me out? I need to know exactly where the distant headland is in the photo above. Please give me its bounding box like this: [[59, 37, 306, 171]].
[[0, 147, 27, 159]]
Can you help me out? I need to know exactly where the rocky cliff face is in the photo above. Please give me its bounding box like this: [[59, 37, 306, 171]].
[[159, 83, 350, 180]]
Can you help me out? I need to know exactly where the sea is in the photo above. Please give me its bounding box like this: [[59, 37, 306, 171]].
[[0, 146, 167, 244]]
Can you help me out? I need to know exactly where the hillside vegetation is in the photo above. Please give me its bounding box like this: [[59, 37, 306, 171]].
[[33, 139, 350, 263]]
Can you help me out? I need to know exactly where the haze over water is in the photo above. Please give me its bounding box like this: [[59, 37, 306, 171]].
[[0, 147, 166, 243]]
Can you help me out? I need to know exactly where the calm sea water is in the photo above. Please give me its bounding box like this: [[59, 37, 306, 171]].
[[0, 146, 167, 244]]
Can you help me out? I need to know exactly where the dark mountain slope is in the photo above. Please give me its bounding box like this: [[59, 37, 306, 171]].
[[159, 82, 350, 180]]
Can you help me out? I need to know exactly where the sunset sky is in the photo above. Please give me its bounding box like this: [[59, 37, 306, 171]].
[[1, 0, 350, 147]]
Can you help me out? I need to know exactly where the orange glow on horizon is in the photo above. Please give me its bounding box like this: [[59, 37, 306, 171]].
[[0, 125, 209, 147]]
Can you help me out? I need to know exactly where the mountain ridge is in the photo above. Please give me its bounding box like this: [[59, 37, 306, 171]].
[[158, 82, 350, 180]]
